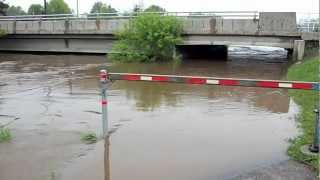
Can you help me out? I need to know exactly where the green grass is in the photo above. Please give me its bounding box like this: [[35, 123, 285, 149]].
[[0, 128, 12, 143], [287, 56, 319, 169], [80, 132, 98, 144]]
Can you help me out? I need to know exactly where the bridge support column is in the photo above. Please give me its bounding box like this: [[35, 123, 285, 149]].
[[293, 40, 305, 61]]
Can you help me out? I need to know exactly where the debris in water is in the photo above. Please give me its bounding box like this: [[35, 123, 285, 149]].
[[84, 110, 102, 115]]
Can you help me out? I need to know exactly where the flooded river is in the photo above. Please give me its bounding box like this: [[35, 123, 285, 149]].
[[0, 46, 299, 180]]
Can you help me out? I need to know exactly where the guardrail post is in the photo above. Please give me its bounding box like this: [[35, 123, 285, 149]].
[[100, 70, 108, 138], [309, 107, 319, 153]]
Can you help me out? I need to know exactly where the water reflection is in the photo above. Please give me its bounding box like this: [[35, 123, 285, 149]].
[[109, 80, 290, 113], [104, 60, 290, 113], [104, 137, 111, 180]]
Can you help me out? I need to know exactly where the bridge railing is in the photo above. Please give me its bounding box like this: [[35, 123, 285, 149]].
[[297, 12, 320, 32], [298, 24, 319, 32], [0, 11, 259, 21], [297, 21, 320, 32]]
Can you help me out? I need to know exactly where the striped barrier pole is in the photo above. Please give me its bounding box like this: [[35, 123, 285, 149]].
[[101, 71, 319, 155], [106, 73, 319, 91], [100, 70, 108, 138], [100, 70, 111, 180]]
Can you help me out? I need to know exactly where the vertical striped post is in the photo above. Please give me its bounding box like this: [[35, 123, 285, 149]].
[[310, 108, 319, 153], [100, 70, 108, 138]]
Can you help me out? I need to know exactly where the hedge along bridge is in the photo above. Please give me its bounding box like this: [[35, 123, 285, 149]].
[[99, 70, 320, 153], [0, 11, 319, 60]]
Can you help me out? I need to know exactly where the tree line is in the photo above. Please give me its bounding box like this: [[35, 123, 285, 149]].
[[0, 0, 166, 16]]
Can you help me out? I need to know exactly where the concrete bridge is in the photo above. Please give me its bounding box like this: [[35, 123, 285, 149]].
[[0, 12, 318, 60]]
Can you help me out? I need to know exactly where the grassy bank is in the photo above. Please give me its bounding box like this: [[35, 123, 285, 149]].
[[287, 56, 319, 169]]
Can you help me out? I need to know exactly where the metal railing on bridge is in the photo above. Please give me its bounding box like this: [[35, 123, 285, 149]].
[[297, 21, 320, 32], [297, 12, 320, 32], [0, 11, 259, 21]]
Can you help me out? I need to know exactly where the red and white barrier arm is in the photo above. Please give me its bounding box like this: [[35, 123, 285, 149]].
[[107, 73, 319, 91]]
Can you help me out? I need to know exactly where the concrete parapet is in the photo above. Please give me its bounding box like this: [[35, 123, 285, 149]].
[[220, 19, 259, 35], [0, 21, 14, 34], [15, 21, 40, 34], [182, 17, 213, 34], [259, 12, 297, 35], [182, 17, 260, 35], [301, 32, 320, 41], [0, 13, 300, 37], [0, 13, 305, 54]]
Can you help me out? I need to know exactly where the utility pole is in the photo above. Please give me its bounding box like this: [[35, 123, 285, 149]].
[[76, 0, 79, 17], [44, 0, 47, 15]]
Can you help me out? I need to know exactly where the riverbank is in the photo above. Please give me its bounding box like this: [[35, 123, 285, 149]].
[[287, 56, 319, 169]]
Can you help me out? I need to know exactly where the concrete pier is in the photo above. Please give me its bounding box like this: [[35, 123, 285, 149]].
[[293, 40, 305, 61]]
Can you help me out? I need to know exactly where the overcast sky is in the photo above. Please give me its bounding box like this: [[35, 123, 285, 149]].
[[6, 0, 320, 15]]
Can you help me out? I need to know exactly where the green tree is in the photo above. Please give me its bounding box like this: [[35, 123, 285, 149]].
[[0, 0, 8, 15], [109, 14, 183, 62], [90, 1, 117, 14], [28, 4, 44, 15], [144, 5, 165, 12], [6, 6, 26, 16], [47, 0, 71, 14]]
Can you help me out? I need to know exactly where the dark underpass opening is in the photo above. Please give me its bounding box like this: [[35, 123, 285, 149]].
[[176, 45, 289, 62], [177, 45, 228, 60]]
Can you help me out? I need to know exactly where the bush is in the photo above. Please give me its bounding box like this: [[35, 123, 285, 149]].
[[80, 132, 97, 144], [0, 128, 12, 143], [109, 13, 183, 62]]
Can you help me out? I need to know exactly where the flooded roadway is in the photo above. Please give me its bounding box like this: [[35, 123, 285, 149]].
[[0, 47, 299, 180]]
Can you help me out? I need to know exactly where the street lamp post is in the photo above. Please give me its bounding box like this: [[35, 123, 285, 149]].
[[76, 0, 79, 17], [44, 0, 47, 15]]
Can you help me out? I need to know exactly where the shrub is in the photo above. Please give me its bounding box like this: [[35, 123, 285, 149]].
[[80, 132, 97, 144], [109, 13, 183, 62], [0, 128, 12, 143]]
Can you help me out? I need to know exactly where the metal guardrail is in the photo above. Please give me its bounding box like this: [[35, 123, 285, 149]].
[[0, 11, 259, 21], [297, 23, 320, 32], [297, 12, 320, 32]]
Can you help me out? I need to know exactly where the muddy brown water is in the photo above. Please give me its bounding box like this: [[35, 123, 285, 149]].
[[0, 47, 299, 180]]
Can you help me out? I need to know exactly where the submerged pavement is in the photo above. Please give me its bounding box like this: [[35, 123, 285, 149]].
[[0, 47, 316, 180]]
